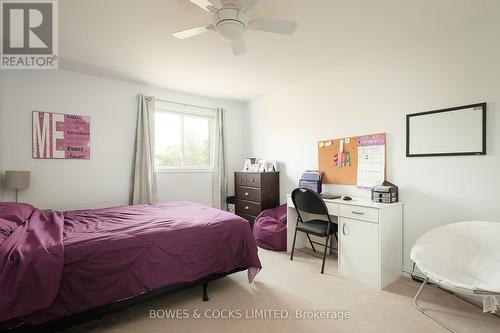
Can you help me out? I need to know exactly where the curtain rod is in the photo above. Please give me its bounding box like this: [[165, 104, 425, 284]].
[[154, 98, 218, 111]]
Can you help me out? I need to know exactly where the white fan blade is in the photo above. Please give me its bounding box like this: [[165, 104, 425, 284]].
[[190, 0, 217, 12], [250, 19, 298, 35], [231, 40, 247, 56], [172, 25, 214, 39], [239, 0, 258, 11]]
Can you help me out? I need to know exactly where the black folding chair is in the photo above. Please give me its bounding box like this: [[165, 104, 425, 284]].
[[290, 188, 338, 274]]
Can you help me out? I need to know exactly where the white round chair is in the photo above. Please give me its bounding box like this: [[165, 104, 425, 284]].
[[410, 221, 500, 332]]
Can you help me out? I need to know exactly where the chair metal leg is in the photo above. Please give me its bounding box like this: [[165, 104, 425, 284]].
[[414, 277, 457, 333], [290, 227, 298, 261], [330, 232, 339, 252], [321, 234, 330, 274], [306, 234, 317, 252]]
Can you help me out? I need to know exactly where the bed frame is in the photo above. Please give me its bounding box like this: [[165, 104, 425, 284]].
[[6, 267, 246, 333]]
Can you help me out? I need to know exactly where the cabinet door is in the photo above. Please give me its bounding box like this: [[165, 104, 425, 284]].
[[339, 217, 379, 282]]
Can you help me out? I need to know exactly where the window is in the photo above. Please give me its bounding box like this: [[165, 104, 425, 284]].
[[155, 109, 214, 171]]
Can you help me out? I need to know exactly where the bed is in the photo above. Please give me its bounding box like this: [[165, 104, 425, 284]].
[[0, 202, 261, 330]]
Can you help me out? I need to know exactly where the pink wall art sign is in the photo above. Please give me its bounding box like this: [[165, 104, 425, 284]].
[[32, 111, 90, 159]]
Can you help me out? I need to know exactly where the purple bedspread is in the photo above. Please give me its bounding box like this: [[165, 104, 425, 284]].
[[0, 205, 64, 323], [0, 202, 261, 326]]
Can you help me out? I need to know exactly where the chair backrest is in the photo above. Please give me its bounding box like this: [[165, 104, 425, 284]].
[[291, 188, 329, 217]]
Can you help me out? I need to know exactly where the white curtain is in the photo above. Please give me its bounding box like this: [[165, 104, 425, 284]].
[[131, 94, 157, 205], [212, 108, 228, 210]]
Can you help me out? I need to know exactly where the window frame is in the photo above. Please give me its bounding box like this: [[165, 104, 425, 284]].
[[154, 107, 216, 173]]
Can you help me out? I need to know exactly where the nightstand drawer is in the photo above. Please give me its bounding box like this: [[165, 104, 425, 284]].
[[246, 174, 261, 188], [236, 199, 261, 217], [235, 174, 247, 186], [235, 173, 261, 188], [236, 186, 261, 202]]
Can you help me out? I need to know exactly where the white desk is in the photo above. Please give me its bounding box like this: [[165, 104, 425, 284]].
[[287, 195, 403, 290]]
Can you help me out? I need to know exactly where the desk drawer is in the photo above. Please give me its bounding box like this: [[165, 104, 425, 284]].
[[339, 205, 378, 223], [236, 199, 261, 217], [236, 186, 261, 202]]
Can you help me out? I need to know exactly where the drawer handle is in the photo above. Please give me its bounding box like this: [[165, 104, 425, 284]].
[[250, 179, 255, 182], [342, 223, 347, 236], [245, 192, 249, 196], [352, 211, 364, 215], [239, 178, 243, 182], [245, 206, 249, 210]]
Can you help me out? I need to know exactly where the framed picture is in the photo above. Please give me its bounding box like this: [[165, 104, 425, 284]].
[[243, 158, 257, 171], [32, 111, 90, 159], [250, 164, 260, 172], [243, 159, 252, 171], [257, 159, 266, 172], [265, 161, 277, 172]]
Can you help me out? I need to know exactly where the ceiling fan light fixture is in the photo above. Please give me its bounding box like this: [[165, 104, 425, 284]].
[[216, 20, 246, 42], [175, 0, 298, 55]]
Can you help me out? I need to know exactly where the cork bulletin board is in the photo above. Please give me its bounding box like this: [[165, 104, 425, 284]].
[[318, 133, 386, 185]]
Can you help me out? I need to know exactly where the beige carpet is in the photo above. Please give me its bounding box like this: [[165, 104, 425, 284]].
[[63, 249, 500, 333]]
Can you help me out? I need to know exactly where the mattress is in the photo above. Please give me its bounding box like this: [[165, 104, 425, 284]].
[[0, 202, 261, 326]]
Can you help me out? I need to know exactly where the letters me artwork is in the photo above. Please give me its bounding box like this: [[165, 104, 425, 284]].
[[32, 111, 90, 159]]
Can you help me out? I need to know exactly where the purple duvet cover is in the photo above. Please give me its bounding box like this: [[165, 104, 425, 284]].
[[0, 202, 261, 326]]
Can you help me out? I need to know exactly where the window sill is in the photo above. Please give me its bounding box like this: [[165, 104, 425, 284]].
[[155, 168, 214, 174]]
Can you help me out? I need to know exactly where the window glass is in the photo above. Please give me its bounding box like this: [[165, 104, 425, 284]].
[[155, 112, 181, 168], [183, 116, 210, 167], [154, 111, 213, 170]]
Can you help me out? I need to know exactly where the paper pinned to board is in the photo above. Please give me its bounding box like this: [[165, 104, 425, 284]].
[[483, 296, 499, 313], [319, 141, 333, 148], [357, 134, 386, 188]]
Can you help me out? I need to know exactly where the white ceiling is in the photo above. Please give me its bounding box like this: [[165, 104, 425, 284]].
[[59, 0, 496, 101]]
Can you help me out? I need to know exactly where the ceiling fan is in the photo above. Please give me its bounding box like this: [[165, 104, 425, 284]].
[[172, 0, 298, 56]]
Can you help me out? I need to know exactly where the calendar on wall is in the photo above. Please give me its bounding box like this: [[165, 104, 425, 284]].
[[357, 134, 386, 188]]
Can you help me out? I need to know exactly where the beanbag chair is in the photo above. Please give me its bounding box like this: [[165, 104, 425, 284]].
[[253, 204, 287, 251]]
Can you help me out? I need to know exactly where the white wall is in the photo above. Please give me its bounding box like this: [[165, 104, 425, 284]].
[[247, 14, 500, 270], [156, 172, 213, 207], [1, 70, 248, 210]]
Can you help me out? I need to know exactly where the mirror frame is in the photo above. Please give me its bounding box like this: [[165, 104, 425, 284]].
[[406, 103, 487, 157]]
